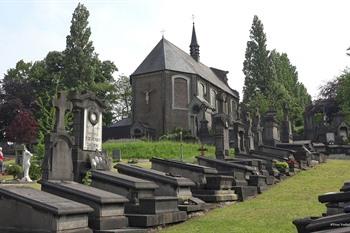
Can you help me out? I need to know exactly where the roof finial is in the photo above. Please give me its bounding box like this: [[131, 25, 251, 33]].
[[161, 29, 165, 38], [192, 14, 195, 24], [190, 16, 200, 62]]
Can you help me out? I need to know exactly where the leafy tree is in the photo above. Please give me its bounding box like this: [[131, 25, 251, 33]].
[[114, 75, 132, 120], [242, 15, 277, 113], [242, 16, 311, 130], [5, 110, 38, 144]]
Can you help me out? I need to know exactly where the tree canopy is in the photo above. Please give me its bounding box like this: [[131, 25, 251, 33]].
[[242, 15, 311, 129], [0, 3, 119, 142]]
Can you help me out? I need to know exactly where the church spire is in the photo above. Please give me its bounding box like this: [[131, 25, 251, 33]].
[[190, 22, 200, 62]]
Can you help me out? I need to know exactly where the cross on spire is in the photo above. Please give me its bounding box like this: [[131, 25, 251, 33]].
[[53, 91, 72, 132], [161, 29, 165, 38]]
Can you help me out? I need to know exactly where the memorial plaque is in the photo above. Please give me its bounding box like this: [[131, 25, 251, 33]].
[[83, 108, 102, 151]]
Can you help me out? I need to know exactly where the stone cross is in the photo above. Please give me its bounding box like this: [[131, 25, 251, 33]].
[[198, 144, 207, 156], [53, 91, 72, 132]]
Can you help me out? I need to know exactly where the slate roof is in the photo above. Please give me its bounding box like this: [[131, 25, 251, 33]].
[[131, 38, 238, 98]]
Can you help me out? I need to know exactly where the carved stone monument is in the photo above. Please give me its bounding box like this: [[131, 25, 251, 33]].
[[233, 105, 247, 154], [253, 108, 263, 149], [69, 91, 105, 182], [42, 91, 74, 181], [213, 93, 230, 160], [262, 107, 280, 146], [280, 103, 293, 143]]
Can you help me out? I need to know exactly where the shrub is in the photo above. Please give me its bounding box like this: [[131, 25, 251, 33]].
[[275, 161, 289, 169], [29, 161, 42, 180], [6, 163, 23, 179], [82, 171, 91, 185]]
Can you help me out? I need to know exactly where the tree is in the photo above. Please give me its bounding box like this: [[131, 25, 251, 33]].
[[5, 110, 38, 144], [63, 3, 118, 125], [242, 15, 277, 113], [242, 16, 311, 131], [114, 75, 132, 120]]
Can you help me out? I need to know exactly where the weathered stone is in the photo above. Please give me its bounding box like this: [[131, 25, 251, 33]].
[[40, 180, 130, 231], [0, 187, 93, 233]]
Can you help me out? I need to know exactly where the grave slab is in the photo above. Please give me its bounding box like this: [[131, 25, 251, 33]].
[[0, 187, 93, 233]]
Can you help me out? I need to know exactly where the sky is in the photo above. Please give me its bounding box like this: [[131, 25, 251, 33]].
[[1, 0, 350, 100]]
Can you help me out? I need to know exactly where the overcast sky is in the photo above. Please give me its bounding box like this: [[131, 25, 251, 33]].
[[1, 0, 350, 99]]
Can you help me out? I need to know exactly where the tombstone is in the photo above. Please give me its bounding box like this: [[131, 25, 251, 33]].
[[112, 149, 122, 161], [213, 113, 230, 160], [42, 91, 74, 181], [0, 187, 93, 233], [69, 91, 105, 182], [150, 157, 238, 203], [14, 144, 24, 166], [280, 103, 293, 143], [243, 111, 255, 151], [233, 105, 247, 154], [262, 107, 280, 146], [90, 171, 187, 227], [196, 156, 263, 200], [116, 163, 206, 213], [253, 108, 263, 148]]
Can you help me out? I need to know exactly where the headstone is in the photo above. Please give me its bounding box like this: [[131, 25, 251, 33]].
[[253, 108, 263, 148], [69, 91, 105, 182], [262, 107, 281, 146], [42, 91, 74, 181], [0, 187, 93, 233], [150, 157, 238, 202], [243, 111, 255, 151], [213, 93, 230, 160], [281, 103, 293, 143], [112, 149, 122, 161]]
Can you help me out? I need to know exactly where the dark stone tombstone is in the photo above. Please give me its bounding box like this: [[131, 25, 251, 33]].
[[213, 93, 230, 160], [253, 108, 263, 149], [243, 111, 254, 151], [262, 107, 280, 146], [233, 105, 247, 154], [281, 103, 293, 143], [112, 149, 122, 161], [42, 91, 75, 181], [69, 91, 105, 182]]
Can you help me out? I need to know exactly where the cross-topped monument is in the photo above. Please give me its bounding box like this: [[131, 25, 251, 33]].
[[53, 91, 72, 132]]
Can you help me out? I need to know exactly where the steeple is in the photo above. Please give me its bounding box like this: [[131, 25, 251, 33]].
[[190, 22, 200, 62]]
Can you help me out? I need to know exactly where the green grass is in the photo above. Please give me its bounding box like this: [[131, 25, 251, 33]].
[[161, 160, 350, 233], [103, 140, 215, 163]]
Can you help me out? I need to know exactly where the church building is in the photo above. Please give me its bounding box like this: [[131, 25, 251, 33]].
[[129, 23, 240, 139]]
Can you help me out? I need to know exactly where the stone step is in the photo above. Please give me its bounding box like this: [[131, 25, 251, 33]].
[[0, 187, 93, 233], [95, 228, 146, 233], [126, 211, 187, 227], [192, 189, 238, 202]]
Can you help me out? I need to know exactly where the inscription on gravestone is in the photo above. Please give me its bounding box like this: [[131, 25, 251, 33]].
[[83, 108, 102, 151]]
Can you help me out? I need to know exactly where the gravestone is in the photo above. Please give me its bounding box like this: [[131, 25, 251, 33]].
[[150, 157, 238, 202], [213, 92, 230, 160], [262, 107, 280, 146], [0, 187, 93, 233], [243, 111, 255, 151], [42, 91, 74, 181], [280, 103, 293, 143], [112, 149, 122, 161], [253, 108, 263, 148], [233, 105, 247, 154], [69, 91, 105, 182]]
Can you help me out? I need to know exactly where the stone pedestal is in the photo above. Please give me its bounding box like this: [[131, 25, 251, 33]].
[[213, 113, 230, 160]]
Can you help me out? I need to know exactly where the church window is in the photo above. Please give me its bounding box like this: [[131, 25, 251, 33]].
[[172, 76, 189, 109], [198, 81, 206, 99], [210, 88, 217, 110]]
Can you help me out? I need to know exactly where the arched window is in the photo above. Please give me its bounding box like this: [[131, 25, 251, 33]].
[[172, 76, 189, 109], [210, 88, 217, 110], [197, 81, 206, 99]]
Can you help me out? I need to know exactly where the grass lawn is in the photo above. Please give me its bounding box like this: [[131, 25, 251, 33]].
[[103, 140, 216, 163], [161, 160, 350, 233]]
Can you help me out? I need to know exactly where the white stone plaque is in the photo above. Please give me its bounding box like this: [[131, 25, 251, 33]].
[[83, 108, 102, 151]]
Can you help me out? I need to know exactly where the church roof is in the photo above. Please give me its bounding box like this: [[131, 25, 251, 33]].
[[131, 38, 238, 98]]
